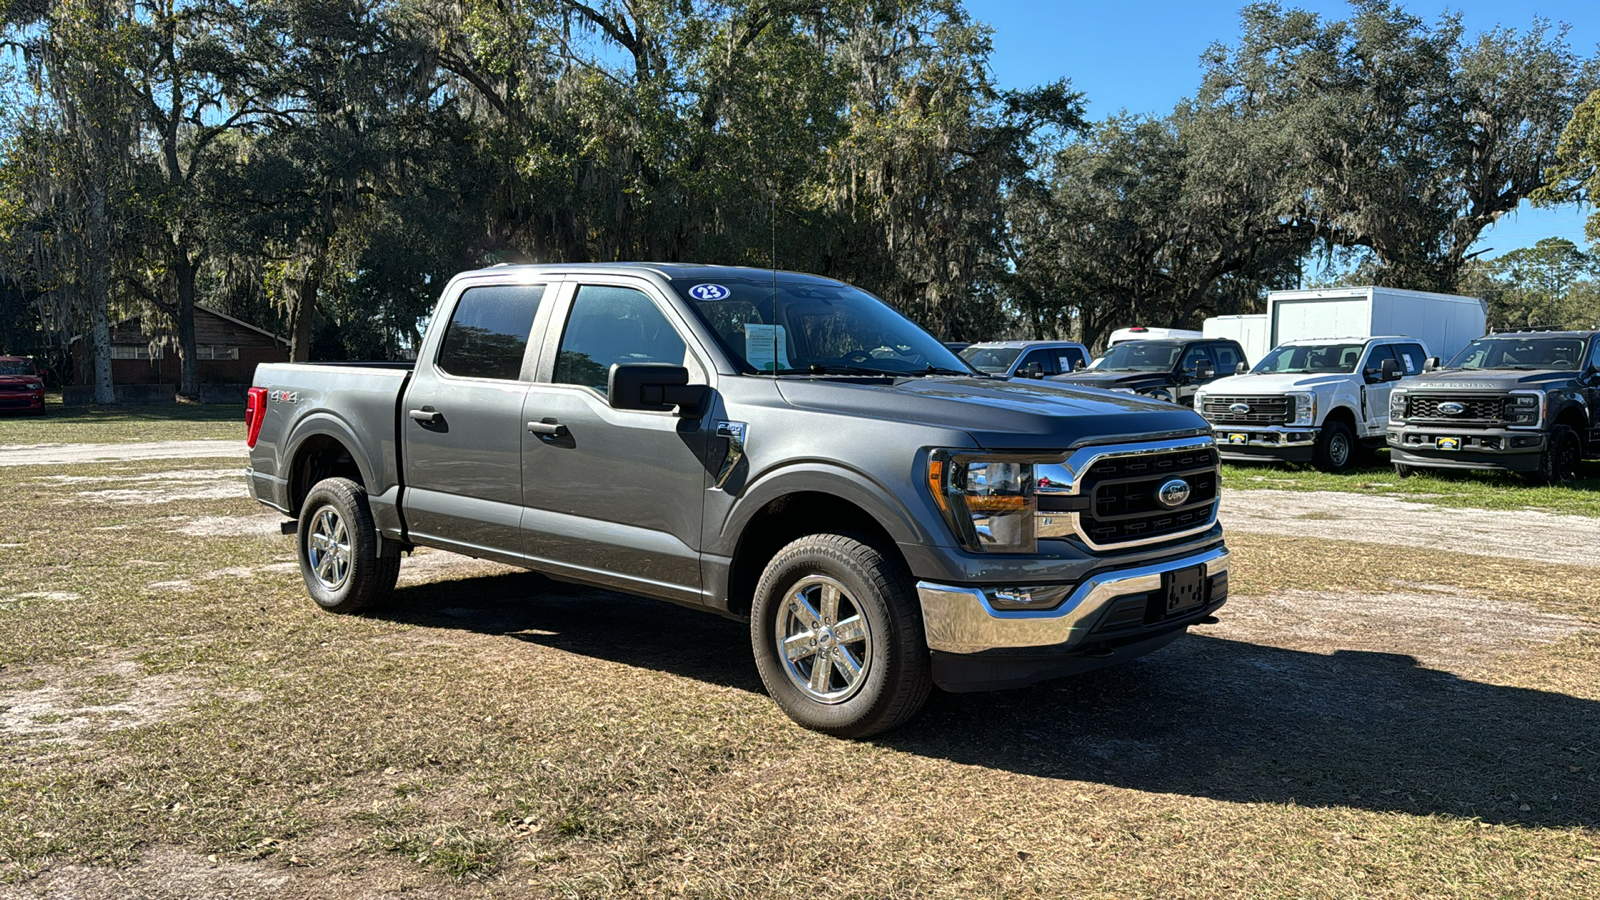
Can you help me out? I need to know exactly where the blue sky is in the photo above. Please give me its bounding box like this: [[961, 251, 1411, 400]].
[[963, 0, 1600, 259]]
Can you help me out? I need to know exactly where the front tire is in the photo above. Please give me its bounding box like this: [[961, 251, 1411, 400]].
[[1313, 421, 1356, 473], [1529, 424, 1581, 486], [297, 477, 400, 614], [750, 533, 931, 738], [1393, 463, 1417, 479]]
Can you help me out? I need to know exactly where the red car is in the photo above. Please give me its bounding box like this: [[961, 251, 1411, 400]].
[[0, 356, 46, 416]]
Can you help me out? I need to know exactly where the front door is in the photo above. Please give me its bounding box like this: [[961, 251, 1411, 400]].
[[1359, 344, 1398, 435], [402, 282, 547, 562], [519, 280, 714, 605]]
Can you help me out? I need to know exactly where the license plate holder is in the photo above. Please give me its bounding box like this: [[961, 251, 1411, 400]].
[[1227, 432, 1249, 445], [1435, 436, 1461, 451], [1164, 565, 1206, 616]]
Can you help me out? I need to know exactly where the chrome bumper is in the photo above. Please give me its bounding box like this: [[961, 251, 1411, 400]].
[[916, 547, 1229, 654]]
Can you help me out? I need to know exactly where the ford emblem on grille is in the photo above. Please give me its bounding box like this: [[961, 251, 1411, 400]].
[[1228, 402, 1251, 414], [1438, 401, 1466, 415], [1156, 478, 1191, 508]]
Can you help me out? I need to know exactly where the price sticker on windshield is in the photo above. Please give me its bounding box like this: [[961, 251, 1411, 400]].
[[689, 283, 731, 301]]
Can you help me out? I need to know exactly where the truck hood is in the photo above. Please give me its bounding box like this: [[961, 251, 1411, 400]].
[[1201, 372, 1352, 394], [774, 376, 1208, 450], [1042, 370, 1173, 392], [1399, 369, 1581, 391]]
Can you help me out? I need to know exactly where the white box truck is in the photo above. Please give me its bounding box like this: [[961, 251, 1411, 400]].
[[1193, 287, 1488, 472], [1266, 287, 1485, 360], [1202, 314, 1269, 366]]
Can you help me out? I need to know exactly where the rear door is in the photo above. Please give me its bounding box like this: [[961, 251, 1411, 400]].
[[1587, 337, 1600, 448], [401, 281, 550, 562], [518, 277, 714, 605]]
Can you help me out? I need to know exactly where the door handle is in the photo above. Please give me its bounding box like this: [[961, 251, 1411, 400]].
[[527, 420, 569, 437], [408, 407, 442, 424]]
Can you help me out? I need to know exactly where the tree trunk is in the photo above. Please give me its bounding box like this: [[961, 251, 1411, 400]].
[[174, 249, 200, 401], [289, 272, 319, 362], [87, 172, 116, 405]]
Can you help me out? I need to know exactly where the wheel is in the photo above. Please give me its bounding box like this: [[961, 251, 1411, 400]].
[[1528, 424, 1581, 486], [750, 533, 931, 738], [1313, 420, 1355, 473], [297, 477, 400, 613], [1393, 463, 1417, 479]]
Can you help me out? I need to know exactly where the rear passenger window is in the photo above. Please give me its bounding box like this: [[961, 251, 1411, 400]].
[[436, 285, 545, 380], [554, 285, 687, 395]]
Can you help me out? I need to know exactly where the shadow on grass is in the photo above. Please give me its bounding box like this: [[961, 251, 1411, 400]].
[[376, 571, 1599, 829]]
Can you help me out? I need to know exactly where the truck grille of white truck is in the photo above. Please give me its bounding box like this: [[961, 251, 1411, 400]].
[[1200, 395, 1290, 424], [1404, 394, 1505, 424], [1075, 446, 1219, 548]]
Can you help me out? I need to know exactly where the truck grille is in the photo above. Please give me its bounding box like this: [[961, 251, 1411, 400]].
[[1076, 446, 1219, 548], [1201, 395, 1290, 424], [1405, 394, 1505, 424]]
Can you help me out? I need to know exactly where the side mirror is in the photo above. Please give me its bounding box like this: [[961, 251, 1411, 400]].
[[1019, 361, 1046, 379], [1235, 361, 1248, 375], [1424, 357, 1440, 372], [1194, 361, 1215, 381], [1073, 359, 1087, 371], [1380, 358, 1402, 382], [608, 364, 708, 417]]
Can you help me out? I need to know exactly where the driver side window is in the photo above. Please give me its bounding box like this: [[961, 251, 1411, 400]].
[[1589, 338, 1600, 371], [1180, 345, 1211, 371], [553, 285, 688, 396]]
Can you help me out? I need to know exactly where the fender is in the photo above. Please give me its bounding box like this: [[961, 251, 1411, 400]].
[[708, 458, 935, 559], [283, 410, 381, 502]]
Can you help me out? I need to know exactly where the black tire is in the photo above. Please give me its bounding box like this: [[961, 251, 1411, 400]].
[[297, 477, 400, 614], [1313, 420, 1356, 473], [1529, 424, 1582, 487], [750, 533, 931, 738], [1393, 463, 1417, 479]]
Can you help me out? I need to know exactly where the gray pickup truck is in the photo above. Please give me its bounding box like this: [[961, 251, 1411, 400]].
[[245, 263, 1229, 737]]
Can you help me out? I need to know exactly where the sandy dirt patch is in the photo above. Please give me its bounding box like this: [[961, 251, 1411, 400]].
[[1221, 489, 1600, 569], [0, 847, 295, 900], [0, 660, 261, 747], [0, 441, 246, 467]]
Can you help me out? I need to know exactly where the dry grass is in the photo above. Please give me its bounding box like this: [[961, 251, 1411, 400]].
[[0, 435, 1596, 897], [0, 403, 242, 446]]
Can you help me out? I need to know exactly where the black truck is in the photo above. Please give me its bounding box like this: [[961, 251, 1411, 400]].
[[1046, 337, 1248, 406], [1386, 330, 1600, 484]]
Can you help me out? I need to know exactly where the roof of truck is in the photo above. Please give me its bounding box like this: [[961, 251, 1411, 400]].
[[963, 340, 1087, 350], [472, 262, 849, 285]]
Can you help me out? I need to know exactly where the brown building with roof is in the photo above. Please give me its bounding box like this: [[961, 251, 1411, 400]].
[[68, 306, 289, 404]]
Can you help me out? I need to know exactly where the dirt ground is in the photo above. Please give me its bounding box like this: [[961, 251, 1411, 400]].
[[0, 445, 1596, 898], [0, 441, 245, 467]]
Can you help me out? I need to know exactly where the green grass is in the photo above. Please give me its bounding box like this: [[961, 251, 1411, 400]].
[[1223, 453, 1600, 518], [0, 398, 243, 445]]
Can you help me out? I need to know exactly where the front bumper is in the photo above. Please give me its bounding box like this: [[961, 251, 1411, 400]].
[[916, 546, 1228, 690], [1386, 425, 1545, 473], [0, 392, 44, 412], [1209, 425, 1318, 463]]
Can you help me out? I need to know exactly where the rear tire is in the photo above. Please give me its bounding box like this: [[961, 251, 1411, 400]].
[[1528, 425, 1581, 487], [1313, 420, 1355, 473], [297, 477, 400, 614], [750, 533, 931, 738]]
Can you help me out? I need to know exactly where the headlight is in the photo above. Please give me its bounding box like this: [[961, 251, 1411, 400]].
[[1287, 392, 1316, 426], [1389, 389, 1406, 421], [26, 382, 43, 391], [926, 452, 1044, 554], [1194, 390, 1210, 420], [1507, 391, 1543, 427]]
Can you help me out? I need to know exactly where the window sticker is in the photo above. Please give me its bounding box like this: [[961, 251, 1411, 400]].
[[1402, 353, 1415, 373], [689, 283, 731, 301], [744, 323, 791, 372]]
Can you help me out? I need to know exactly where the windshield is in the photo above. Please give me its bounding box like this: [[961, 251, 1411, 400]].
[[959, 346, 1022, 374], [0, 360, 36, 377], [1088, 341, 1182, 372], [672, 277, 972, 376], [1252, 342, 1368, 374], [1446, 337, 1587, 370]]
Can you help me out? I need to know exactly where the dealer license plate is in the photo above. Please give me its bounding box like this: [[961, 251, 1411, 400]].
[[1435, 437, 1461, 451], [1227, 433, 1249, 445], [1165, 565, 1206, 615]]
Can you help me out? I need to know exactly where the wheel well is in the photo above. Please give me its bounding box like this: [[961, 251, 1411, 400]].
[[725, 492, 903, 619], [1324, 405, 1358, 430], [1555, 408, 1588, 452], [289, 435, 364, 516]]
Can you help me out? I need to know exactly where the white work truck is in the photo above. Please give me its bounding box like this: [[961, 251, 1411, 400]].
[[1192, 286, 1486, 472]]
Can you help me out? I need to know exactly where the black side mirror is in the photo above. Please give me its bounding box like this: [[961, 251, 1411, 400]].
[[1019, 361, 1046, 379], [1380, 358, 1402, 382], [1194, 361, 1215, 381], [608, 363, 708, 417], [1073, 359, 1087, 371], [1235, 361, 1248, 375], [1424, 357, 1439, 372]]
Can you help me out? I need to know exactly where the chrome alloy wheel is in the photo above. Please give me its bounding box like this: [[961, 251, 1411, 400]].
[[778, 575, 873, 704], [306, 505, 352, 591]]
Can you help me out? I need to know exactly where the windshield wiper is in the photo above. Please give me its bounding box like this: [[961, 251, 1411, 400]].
[[920, 365, 974, 376]]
